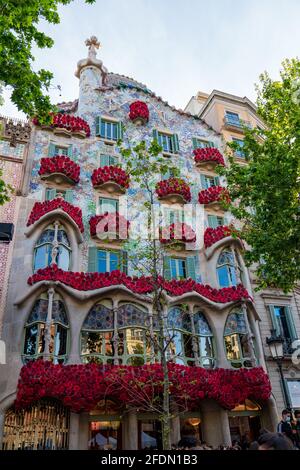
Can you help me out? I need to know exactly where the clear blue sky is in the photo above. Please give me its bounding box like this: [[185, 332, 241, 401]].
[[2, 0, 300, 118]]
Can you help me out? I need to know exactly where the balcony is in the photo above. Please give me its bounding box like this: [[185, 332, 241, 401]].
[[223, 115, 252, 133]]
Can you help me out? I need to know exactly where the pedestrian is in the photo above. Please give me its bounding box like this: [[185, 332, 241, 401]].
[[292, 410, 300, 449], [258, 432, 294, 450], [277, 409, 294, 444]]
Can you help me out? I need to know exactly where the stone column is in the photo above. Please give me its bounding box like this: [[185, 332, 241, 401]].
[[213, 319, 228, 369], [188, 304, 200, 366], [44, 287, 54, 359], [68, 412, 80, 449], [123, 410, 138, 450], [112, 298, 119, 365], [199, 399, 231, 448], [78, 413, 90, 450], [170, 415, 181, 447], [261, 396, 279, 432], [0, 408, 5, 449]]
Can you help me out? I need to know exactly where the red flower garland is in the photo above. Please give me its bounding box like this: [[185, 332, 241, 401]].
[[129, 101, 149, 122], [193, 148, 225, 166], [33, 113, 90, 137], [160, 222, 196, 244], [198, 186, 230, 205], [15, 361, 271, 413], [204, 226, 235, 248], [27, 199, 84, 233], [38, 155, 80, 184], [27, 264, 251, 303], [156, 178, 191, 203], [89, 212, 130, 239], [91, 166, 130, 189]]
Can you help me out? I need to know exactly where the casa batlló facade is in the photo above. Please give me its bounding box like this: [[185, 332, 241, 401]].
[[0, 37, 279, 450]]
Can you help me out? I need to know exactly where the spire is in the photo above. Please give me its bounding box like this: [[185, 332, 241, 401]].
[[75, 35, 108, 82]]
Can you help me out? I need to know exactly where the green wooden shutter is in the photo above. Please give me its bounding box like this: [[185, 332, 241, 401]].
[[120, 250, 128, 274], [117, 122, 123, 140], [223, 216, 229, 226], [64, 190, 73, 204], [192, 137, 199, 149], [208, 215, 218, 229], [209, 141, 215, 148], [67, 145, 73, 158], [268, 305, 281, 336], [286, 306, 298, 341], [45, 188, 57, 201], [163, 256, 171, 280], [88, 247, 98, 272], [173, 133, 180, 153], [200, 174, 207, 189], [100, 154, 110, 167], [95, 116, 102, 136], [214, 176, 220, 186], [186, 256, 196, 280], [152, 129, 159, 142], [48, 143, 56, 157]]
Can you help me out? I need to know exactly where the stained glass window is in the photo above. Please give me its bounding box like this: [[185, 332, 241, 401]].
[[33, 224, 71, 272], [224, 310, 253, 368]]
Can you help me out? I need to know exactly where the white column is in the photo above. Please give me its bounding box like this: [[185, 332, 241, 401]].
[[44, 287, 55, 359]]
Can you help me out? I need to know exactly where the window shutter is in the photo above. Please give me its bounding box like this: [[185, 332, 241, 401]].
[[100, 154, 110, 167], [64, 190, 73, 204], [209, 141, 215, 148], [268, 305, 281, 337], [67, 145, 73, 158], [214, 176, 220, 186], [48, 143, 56, 157], [173, 133, 180, 153], [88, 247, 98, 272], [192, 137, 199, 149], [186, 256, 196, 280], [95, 116, 102, 136], [223, 216, 229, 226], [286, 306, 298, 341], [120, 250, 128, 274], [163, 256, 171, 280], [152, 129, 159, 142], [200, 174, 207, 190], [45, 188, 57, 201], [208, 215, 218, 229], [117, 122, 123, 141]]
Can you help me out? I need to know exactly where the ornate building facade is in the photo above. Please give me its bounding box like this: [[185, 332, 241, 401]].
[[0, 38, 278, 450]]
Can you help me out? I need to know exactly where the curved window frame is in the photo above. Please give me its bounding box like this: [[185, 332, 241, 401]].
[[216, 249, 238, 288], [22, 294, 69, 364], [167, 307, 194, 366], [194, 311, 216, 368], [223, 309, 253, 368], [33, 223, 71, 273]]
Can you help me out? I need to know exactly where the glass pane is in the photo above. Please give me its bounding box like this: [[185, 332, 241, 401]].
[[81, 331, 103, 354], [100, 198, 118, 214], [104, 332, 114, 356], [178, 259, 186, 279], [198, 336, 214, 358], [113, 123, 118, 140], [55, 146, 68, 156], [100, 121, 106, 138], [57, 230, 70, 246], [275, 306, 292, 341], [57, 246, 70, 271], [109, 252, 119, 272], [240, 334, 251, 358], [225, 334, 241, 360], [225, 312, 247, 335], [27, 299, 48, 323], [98, 250, 108, 273], [183, 334, 194, 358], [170, 259, 177, 278], [217, 265, 230, 287], [169, 330, 183, 357], [125, 328, 145, 355], [83, 304, 114, 330], [36, 229, 55, 245], [24, 325, 38, 355], [107, 122, 112, 139], [37, 324, 45, 354], [34, 244, 52, 272], [194, 313, 212, 336], [117, 304, 149, 328], [55, 325, 68, 356], [52, 300, 68, 325]]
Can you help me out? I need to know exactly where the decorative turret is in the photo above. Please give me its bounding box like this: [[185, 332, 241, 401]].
[[75, 36, 108, 115]]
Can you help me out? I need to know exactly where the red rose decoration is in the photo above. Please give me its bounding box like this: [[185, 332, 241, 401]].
[[198, 186, 230, 205], [194, 148, 225, 166], [27, 199, 84, 232], [89, 212, 130, 239], [204, 225, 239, 248], [156, 178, 191, 203], [129, 101, 149, 123], [15, 361, 271, 412], [33, 113, 90, 137], [160, 222, 196, 244], [39, 155, 80, 184], [91, 166, 130, 189]]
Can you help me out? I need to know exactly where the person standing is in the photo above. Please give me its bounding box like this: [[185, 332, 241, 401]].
[[277, 409, 294, 444]]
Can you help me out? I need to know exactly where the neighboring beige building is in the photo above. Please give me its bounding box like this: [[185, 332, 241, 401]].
[[185, 90, 300, 416]]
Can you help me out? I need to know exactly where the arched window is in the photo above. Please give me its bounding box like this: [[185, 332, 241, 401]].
[[23, 293, 69, 364], [167, 307, 194, 365], [33, 223, 71, 272], [81, 303, 114, 364], [217, 249, 237, 288], [194, 312, 215, 368], [224, 309, 252, 368]]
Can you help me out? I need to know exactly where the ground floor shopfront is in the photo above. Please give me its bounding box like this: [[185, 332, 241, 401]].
[[1, 396, 279, 450]]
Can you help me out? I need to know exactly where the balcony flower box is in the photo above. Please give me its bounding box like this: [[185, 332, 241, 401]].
[[89, 213, 130, 241], [204, 225, 235, 249], [38, 156, 80, 185], [198, 186, 230, 211], [194, 148, 225, 170], [160, 222, 196, 249], [33, 113, 90, 138], [27, 198, 84, 232], [156, 177, 191, 204], [129, 101, 149, 125], [91, 166, 130, 194]]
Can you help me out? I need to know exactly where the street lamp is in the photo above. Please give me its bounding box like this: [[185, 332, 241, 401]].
[[266, 329, 292, 410]]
